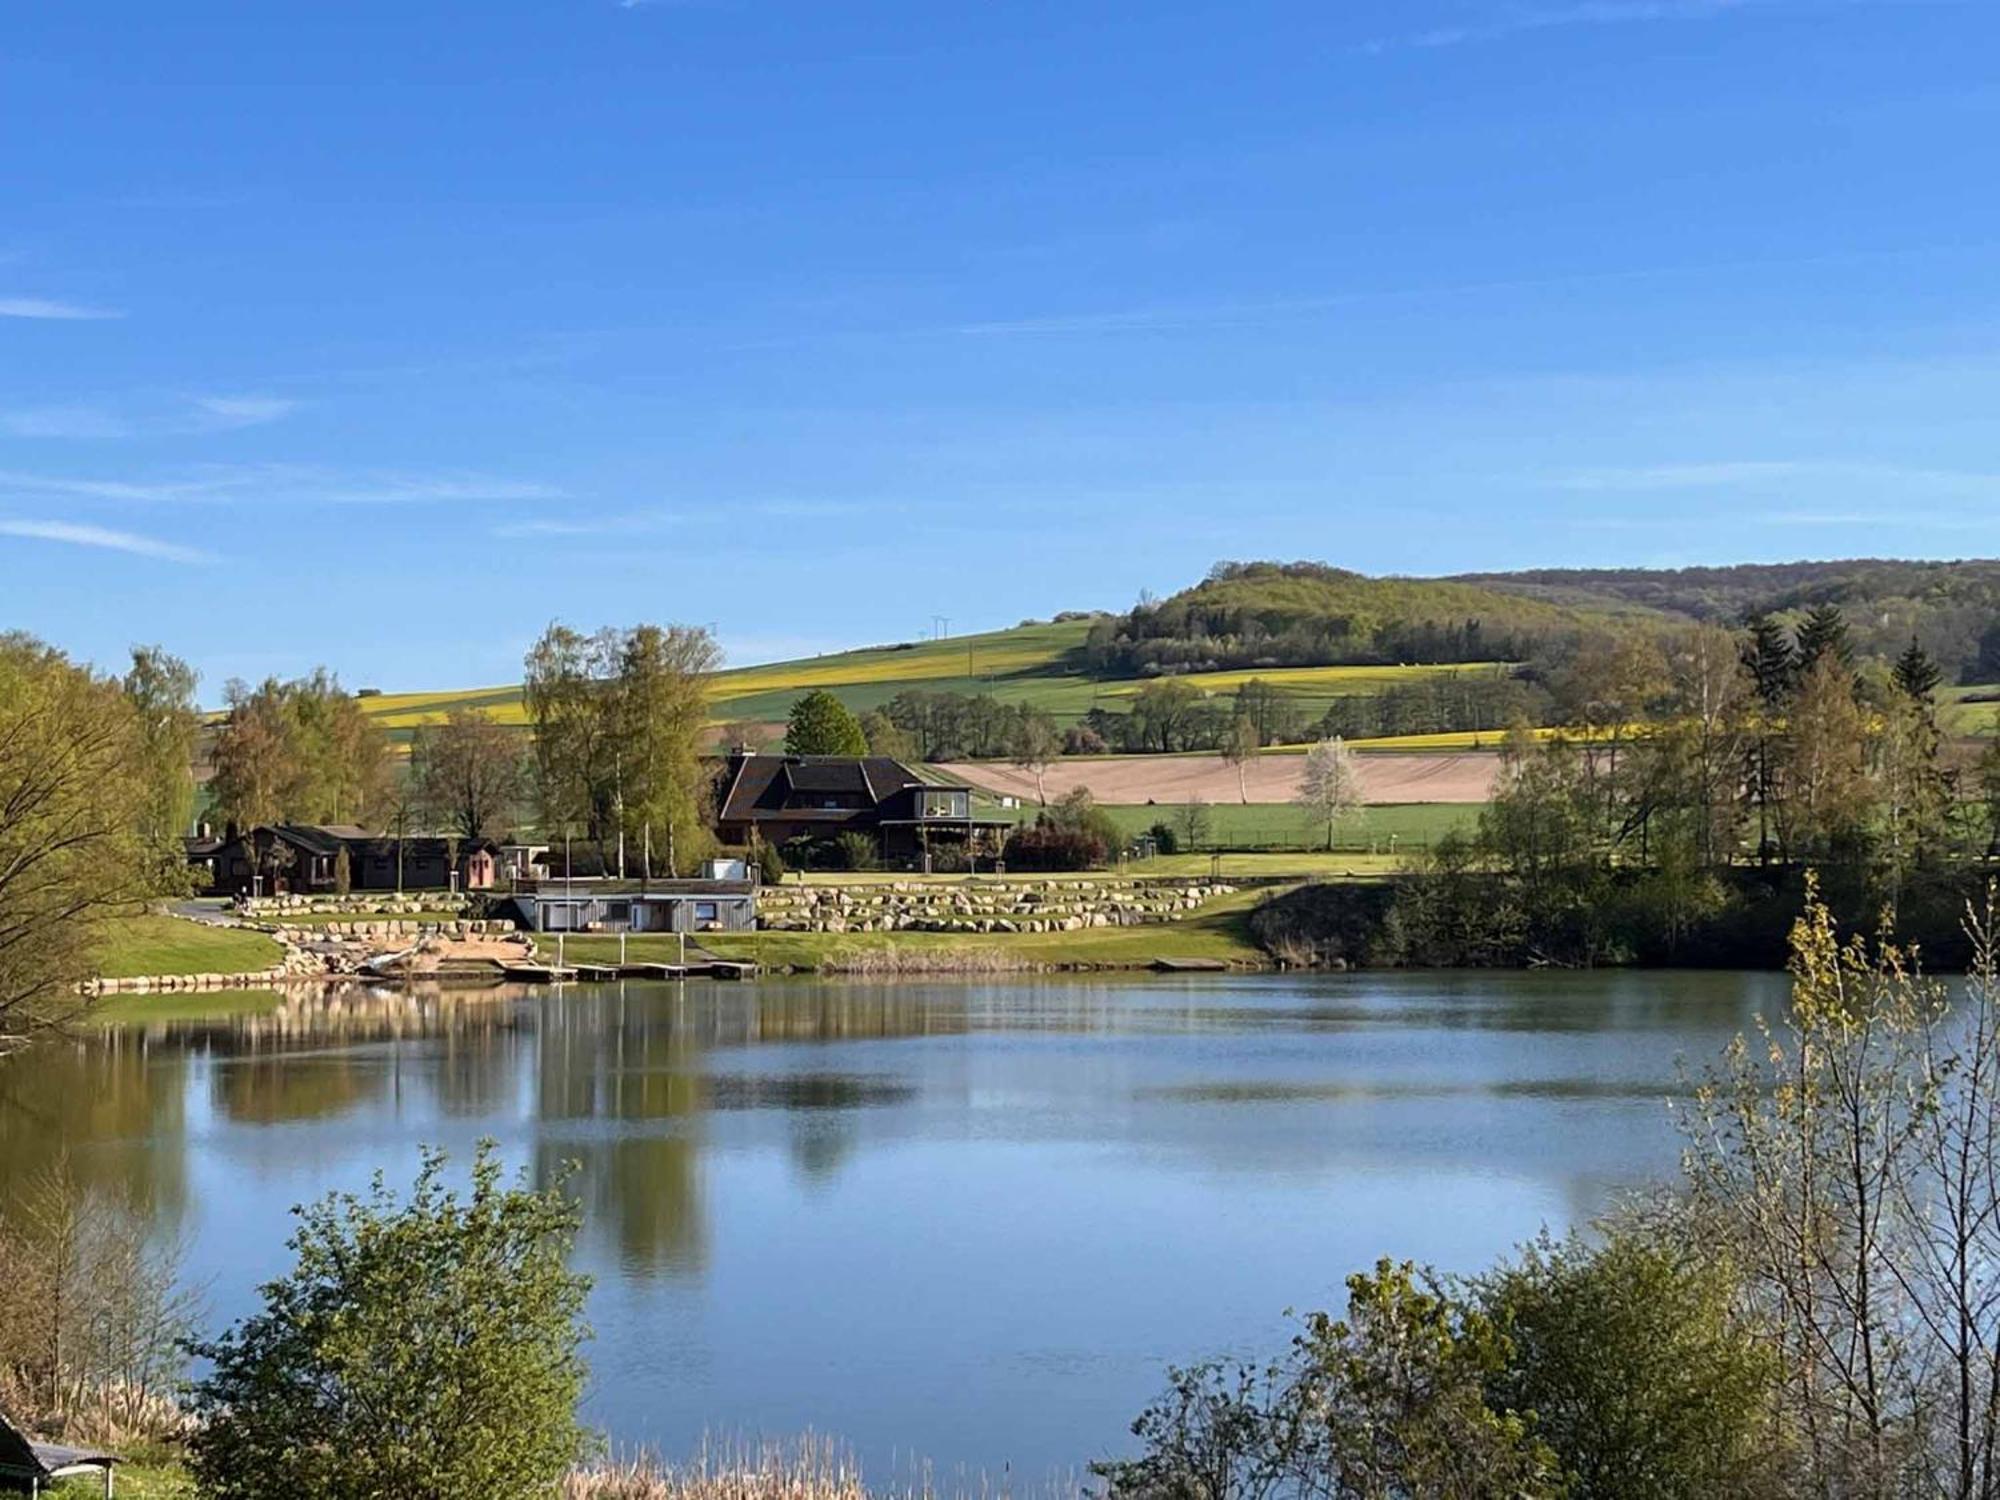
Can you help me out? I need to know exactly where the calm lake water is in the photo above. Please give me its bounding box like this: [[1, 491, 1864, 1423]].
[[0, 970, 1787, 1480]]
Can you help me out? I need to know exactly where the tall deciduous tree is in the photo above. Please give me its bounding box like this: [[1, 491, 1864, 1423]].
[[617, 624, 720, 876], [1223, 715, 1261, 804], [410, 708, 527, 843], [524, 623, 621, 847], [0, 636, 163, 1051], [1008, 709, 1061, 805], [1783, 655, 1876, 861], [207, 671, 390, 829], [524, 622, 721, 874], [1130, 678, 1204, 754], [1295, 737, 1363, 852], [784, 689, 867, 756], [122, 644, 201, 878]]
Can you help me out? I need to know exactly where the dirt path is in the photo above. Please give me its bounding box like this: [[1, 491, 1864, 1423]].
[[944, 751, 1500, 806]]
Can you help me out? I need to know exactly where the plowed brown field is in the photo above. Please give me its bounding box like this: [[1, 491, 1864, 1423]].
[[945, 751, 1499, 806]]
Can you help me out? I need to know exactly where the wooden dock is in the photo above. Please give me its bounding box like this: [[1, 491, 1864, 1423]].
[[503, 957, 759, 983]]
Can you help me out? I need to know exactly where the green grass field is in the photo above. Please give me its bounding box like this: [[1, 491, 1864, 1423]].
[[1943, 685, 1999, 738], [1103, 800, 1476, 851], [45, 1461, 194, 1498], [91, 915, 283, 979], [537, 885, 1278, 972]]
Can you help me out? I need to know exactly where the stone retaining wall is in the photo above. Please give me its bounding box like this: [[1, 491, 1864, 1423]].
[[236, 894, 471, 918], [757, 878, 1236, 934], [252, 917, 515, 941]]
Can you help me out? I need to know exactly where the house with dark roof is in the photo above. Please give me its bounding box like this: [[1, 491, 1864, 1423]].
[[714, 752, 1009, 868], [201, 824, 501, 896]]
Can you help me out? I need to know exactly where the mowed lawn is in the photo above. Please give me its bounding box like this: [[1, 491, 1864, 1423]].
[[1103, 800, 1478, 851], [539, 886, 1278, 972], [1943, 685, 1999, 738], [92, 914, 283, 979]]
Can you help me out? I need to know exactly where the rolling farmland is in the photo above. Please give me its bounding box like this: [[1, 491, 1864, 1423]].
[[354, 618, 1511, 737]]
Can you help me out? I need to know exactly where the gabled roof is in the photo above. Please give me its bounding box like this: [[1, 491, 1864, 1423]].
[[271, 824, 350, 857], [717, 754, 955, 823]]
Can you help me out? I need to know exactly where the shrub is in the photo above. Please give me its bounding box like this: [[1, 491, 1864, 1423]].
[[189, 1143, 591, 1500], [1003, 822, 1107, 871], [1062, 725, 1109, 756], [1099, 1260, 1562, 1500], [832, 831, 879, 871], [1477, 1231, 1784, 1500], [1147, 821, 1179, 856], [753, 838, 785, 883]]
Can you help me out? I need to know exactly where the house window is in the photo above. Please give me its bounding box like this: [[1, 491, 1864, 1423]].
[[920, 790, 968, 819], [605, 901, 631, 922], [695, 901, 718, 922]]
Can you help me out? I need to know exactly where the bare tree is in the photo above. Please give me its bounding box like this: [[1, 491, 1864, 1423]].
[[410, 708, 528, 843], [0, 1158, 196, 1441], [1224, 716, 1261, 805], [1683, 882, 2000, 1495], [1294, 738, 1363, 852], [1009, 711, 1062, 806]]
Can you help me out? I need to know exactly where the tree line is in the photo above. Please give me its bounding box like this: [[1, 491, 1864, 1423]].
[[1316, 606, 2000, 967]]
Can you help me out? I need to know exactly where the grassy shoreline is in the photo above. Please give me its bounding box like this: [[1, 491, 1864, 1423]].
[[537, 887, 1279, 974], [90, 914, 283, 980]]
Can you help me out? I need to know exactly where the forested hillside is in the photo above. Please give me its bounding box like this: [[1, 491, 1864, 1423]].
[[1456, 558, 2000, 680], [1081, 561, 1590, 675]]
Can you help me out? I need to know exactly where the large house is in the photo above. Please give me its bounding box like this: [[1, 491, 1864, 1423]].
[[714, 752, 1009, 867], [195, 824, 501, 897]]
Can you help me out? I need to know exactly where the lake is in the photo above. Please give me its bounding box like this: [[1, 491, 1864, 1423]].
[[0, 970, 1787, 1481]]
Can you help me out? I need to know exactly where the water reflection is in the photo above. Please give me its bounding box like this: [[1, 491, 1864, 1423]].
[[0, 969, 1790, 1478]]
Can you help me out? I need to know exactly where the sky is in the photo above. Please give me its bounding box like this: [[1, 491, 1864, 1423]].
[[3, 0, 1999, 695]]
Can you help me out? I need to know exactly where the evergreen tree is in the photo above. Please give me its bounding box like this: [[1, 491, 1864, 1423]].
[[1793, 602, 1853, 674], [1740, 613, 1797, 706], [1892, 637, 1943, 700]]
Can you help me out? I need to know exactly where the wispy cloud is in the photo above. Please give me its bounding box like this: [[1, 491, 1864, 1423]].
[[0, 518, 211, 563], [492, 509, 682, 540], [0, 405, 136, 440], [0, 392, 300, 439], [0, 463, 564, 507], [1555, 459, 2000, 494], [1357, 0, 1939, 54], [0, 296, 121, 320], [191, 394, 300, 429], [914, 242, 2000, 344]]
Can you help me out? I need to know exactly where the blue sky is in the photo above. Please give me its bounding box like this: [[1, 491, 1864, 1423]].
[[3, 0, 1998, 695]]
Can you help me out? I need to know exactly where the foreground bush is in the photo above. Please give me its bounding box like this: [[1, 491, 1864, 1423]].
[[1097, 1260, 1564, 1500], [189, 1142, 590, 1500], [1480, 1233, 1784, 1499]]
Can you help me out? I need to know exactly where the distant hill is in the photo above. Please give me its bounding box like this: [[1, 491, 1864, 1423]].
[[1080, 560, 1603, 676], [357, 556, 2000, 746], [1454, 558, 2000, 679]]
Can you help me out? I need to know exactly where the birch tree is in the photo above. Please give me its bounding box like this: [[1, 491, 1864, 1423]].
[[1294, 737, 1362, 852]]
